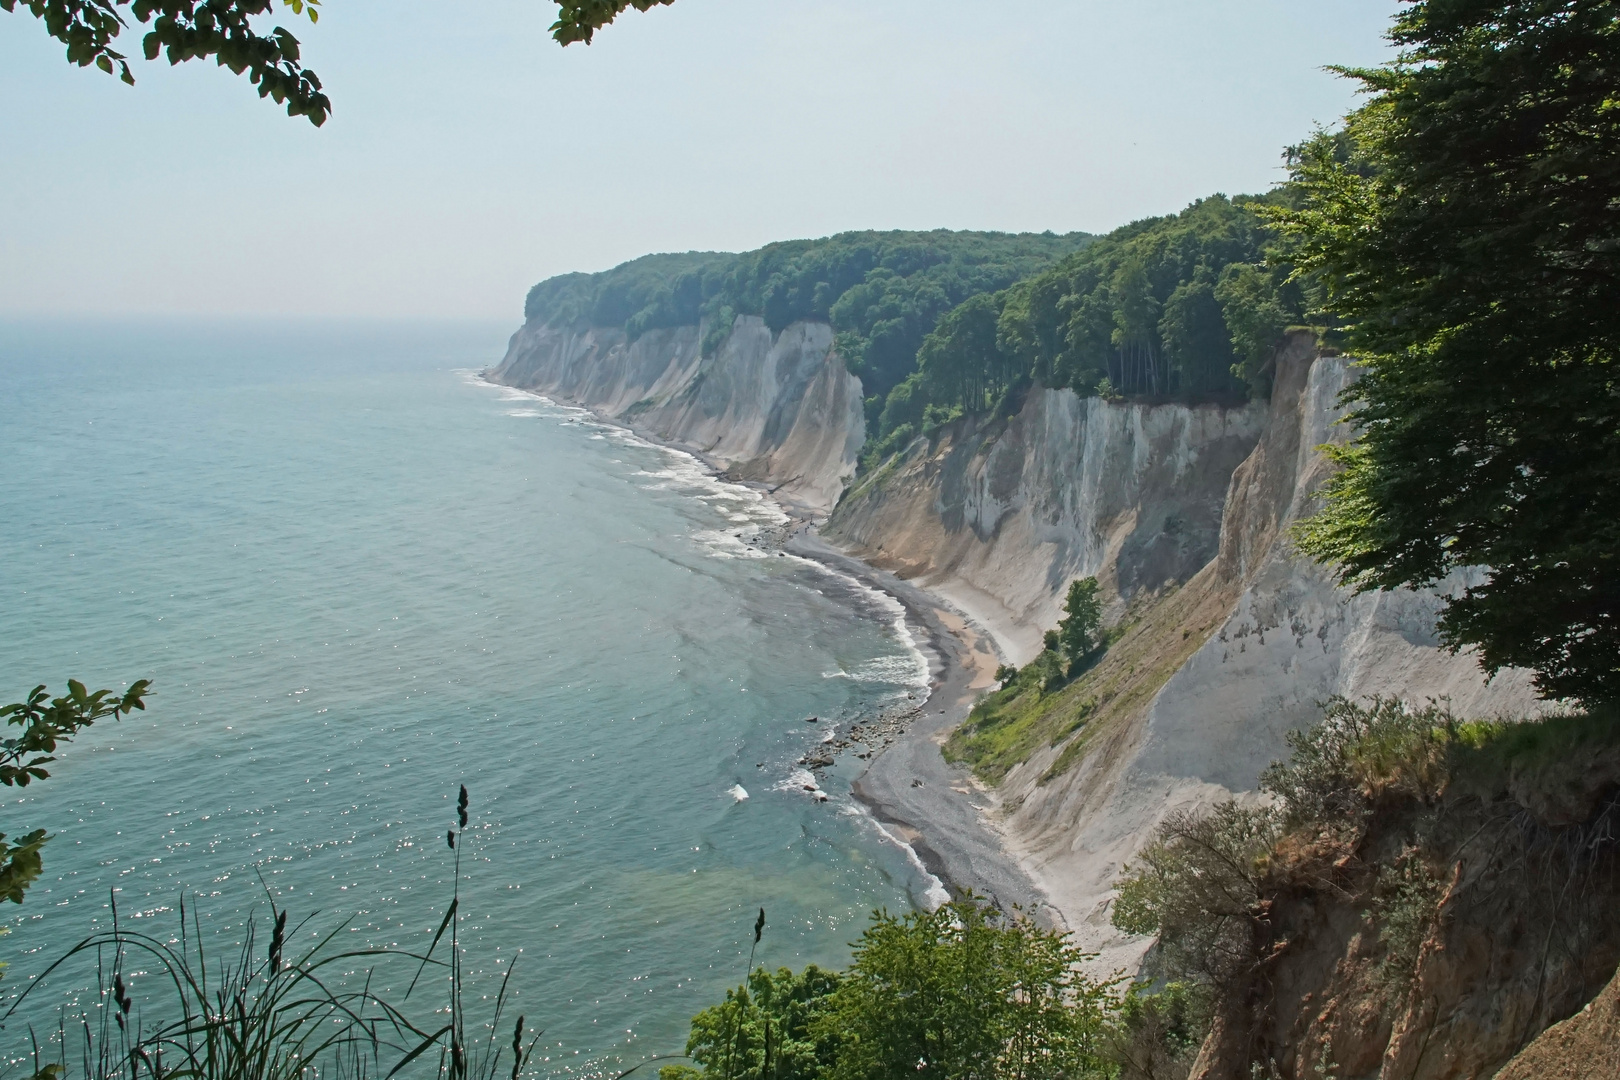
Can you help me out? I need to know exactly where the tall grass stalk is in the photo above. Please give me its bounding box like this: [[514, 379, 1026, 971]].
[[3, 786, 536, 1080]]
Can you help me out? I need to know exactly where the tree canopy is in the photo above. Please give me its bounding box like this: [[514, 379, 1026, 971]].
[[521, 230, 1091, 417], [866, 194, 1308, 460], [2, 0, 665, 124], [1283, 0, 1620, 705], [550, 0, 674, 44], [664, 896, 1115, 1080]]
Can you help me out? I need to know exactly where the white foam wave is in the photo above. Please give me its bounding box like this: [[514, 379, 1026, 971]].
[[688, 529, 768, 560], [727, 784, 749, 802], [859, 814, 950, 911], [467, 377, 784, 541], [460, 372, 585, 420], [798, 566, 929, 693], [771, 767, 829, 803], [467, 373, 926, 698]]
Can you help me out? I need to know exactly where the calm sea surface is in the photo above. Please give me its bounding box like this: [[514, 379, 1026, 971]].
[[0, 319, 933, 1075]]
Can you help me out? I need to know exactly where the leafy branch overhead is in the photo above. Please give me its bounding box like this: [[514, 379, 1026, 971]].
[[4, 0, 676, 125], [550, 0, 674, 44], [0, 680, 150, 904], [3, 0, 329, 123]]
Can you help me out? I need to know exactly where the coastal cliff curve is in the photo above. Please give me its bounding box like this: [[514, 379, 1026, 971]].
[[824, 332, 1545, 978], [491, 314, 864, 518], [491, 316, 1560, 1005]]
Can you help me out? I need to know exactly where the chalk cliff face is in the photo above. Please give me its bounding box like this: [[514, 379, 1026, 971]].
[[492, 315, 864, 517], [821, 332, 1541, 970], [998, 340, 1538, 940], [490, 320, 1539, 938], [825, 385, 1268, 663]]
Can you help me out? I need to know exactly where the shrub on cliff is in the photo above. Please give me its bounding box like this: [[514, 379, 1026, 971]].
[[1112, 698, 1459, 988], [1056, 578, 1104, 677], [1101, 981, 1208, 1080], [1114, 697, 1620, 1073], [1259, 696, 1454, 832], [1112, 802, 1281, 990]]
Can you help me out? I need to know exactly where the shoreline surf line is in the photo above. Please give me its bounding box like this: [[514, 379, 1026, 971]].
[[473, 370, 1056, 923], [784, 532, 1061, 927]]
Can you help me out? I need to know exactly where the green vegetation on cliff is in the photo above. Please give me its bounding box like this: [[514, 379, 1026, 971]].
[[867, 195, 1311, 461], [521, 230, 1090, 411], [1283, 0, 1620, 706], [1113, 698, 1620, 1076], [948, 578, 1234, 784]]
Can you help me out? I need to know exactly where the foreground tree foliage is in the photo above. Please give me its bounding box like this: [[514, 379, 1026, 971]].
[[665, 965, 842, 1080], [2, 0, 681, 122], [1, 680, 149, 905], [666, 897, 1116, 1080], [550, 0, 673, 44], [1282, 0, 1620, 705], [3, 0, 330, 123]]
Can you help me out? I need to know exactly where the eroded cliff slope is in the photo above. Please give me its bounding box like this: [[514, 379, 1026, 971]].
[[826, 381, 1267, 663], [826, 333, 1542, 971], [493, 320, 1546, 951]]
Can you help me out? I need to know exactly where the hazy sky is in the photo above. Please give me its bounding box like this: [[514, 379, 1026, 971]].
[[1, 1, 1399, 321]]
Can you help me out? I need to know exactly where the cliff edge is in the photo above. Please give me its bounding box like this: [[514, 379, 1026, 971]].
[[490, 322, 1543, 947], [827, 333, 1542, 974]]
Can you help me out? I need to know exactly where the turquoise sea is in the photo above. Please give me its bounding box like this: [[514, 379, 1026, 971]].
[[0, 319, 935, 1075]]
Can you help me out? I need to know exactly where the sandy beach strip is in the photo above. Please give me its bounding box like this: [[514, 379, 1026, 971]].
[[785, 531, 1062, 927]]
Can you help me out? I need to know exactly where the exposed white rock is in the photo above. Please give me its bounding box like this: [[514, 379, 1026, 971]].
[[491, 317, 1547, 973], [994, 339, 1542, 971], [829, 389, 1268, 663], [492, 315, 863, 517]]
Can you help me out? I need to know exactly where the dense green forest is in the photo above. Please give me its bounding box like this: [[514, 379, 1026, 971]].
[[523, 201, 1310, 467], [868, 194, 1310, 461], [522, 230, 1089, 418]]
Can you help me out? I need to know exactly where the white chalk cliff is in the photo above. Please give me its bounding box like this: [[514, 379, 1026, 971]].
[[492, 316, 864, 518], [488, 319, 1541, 948]]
